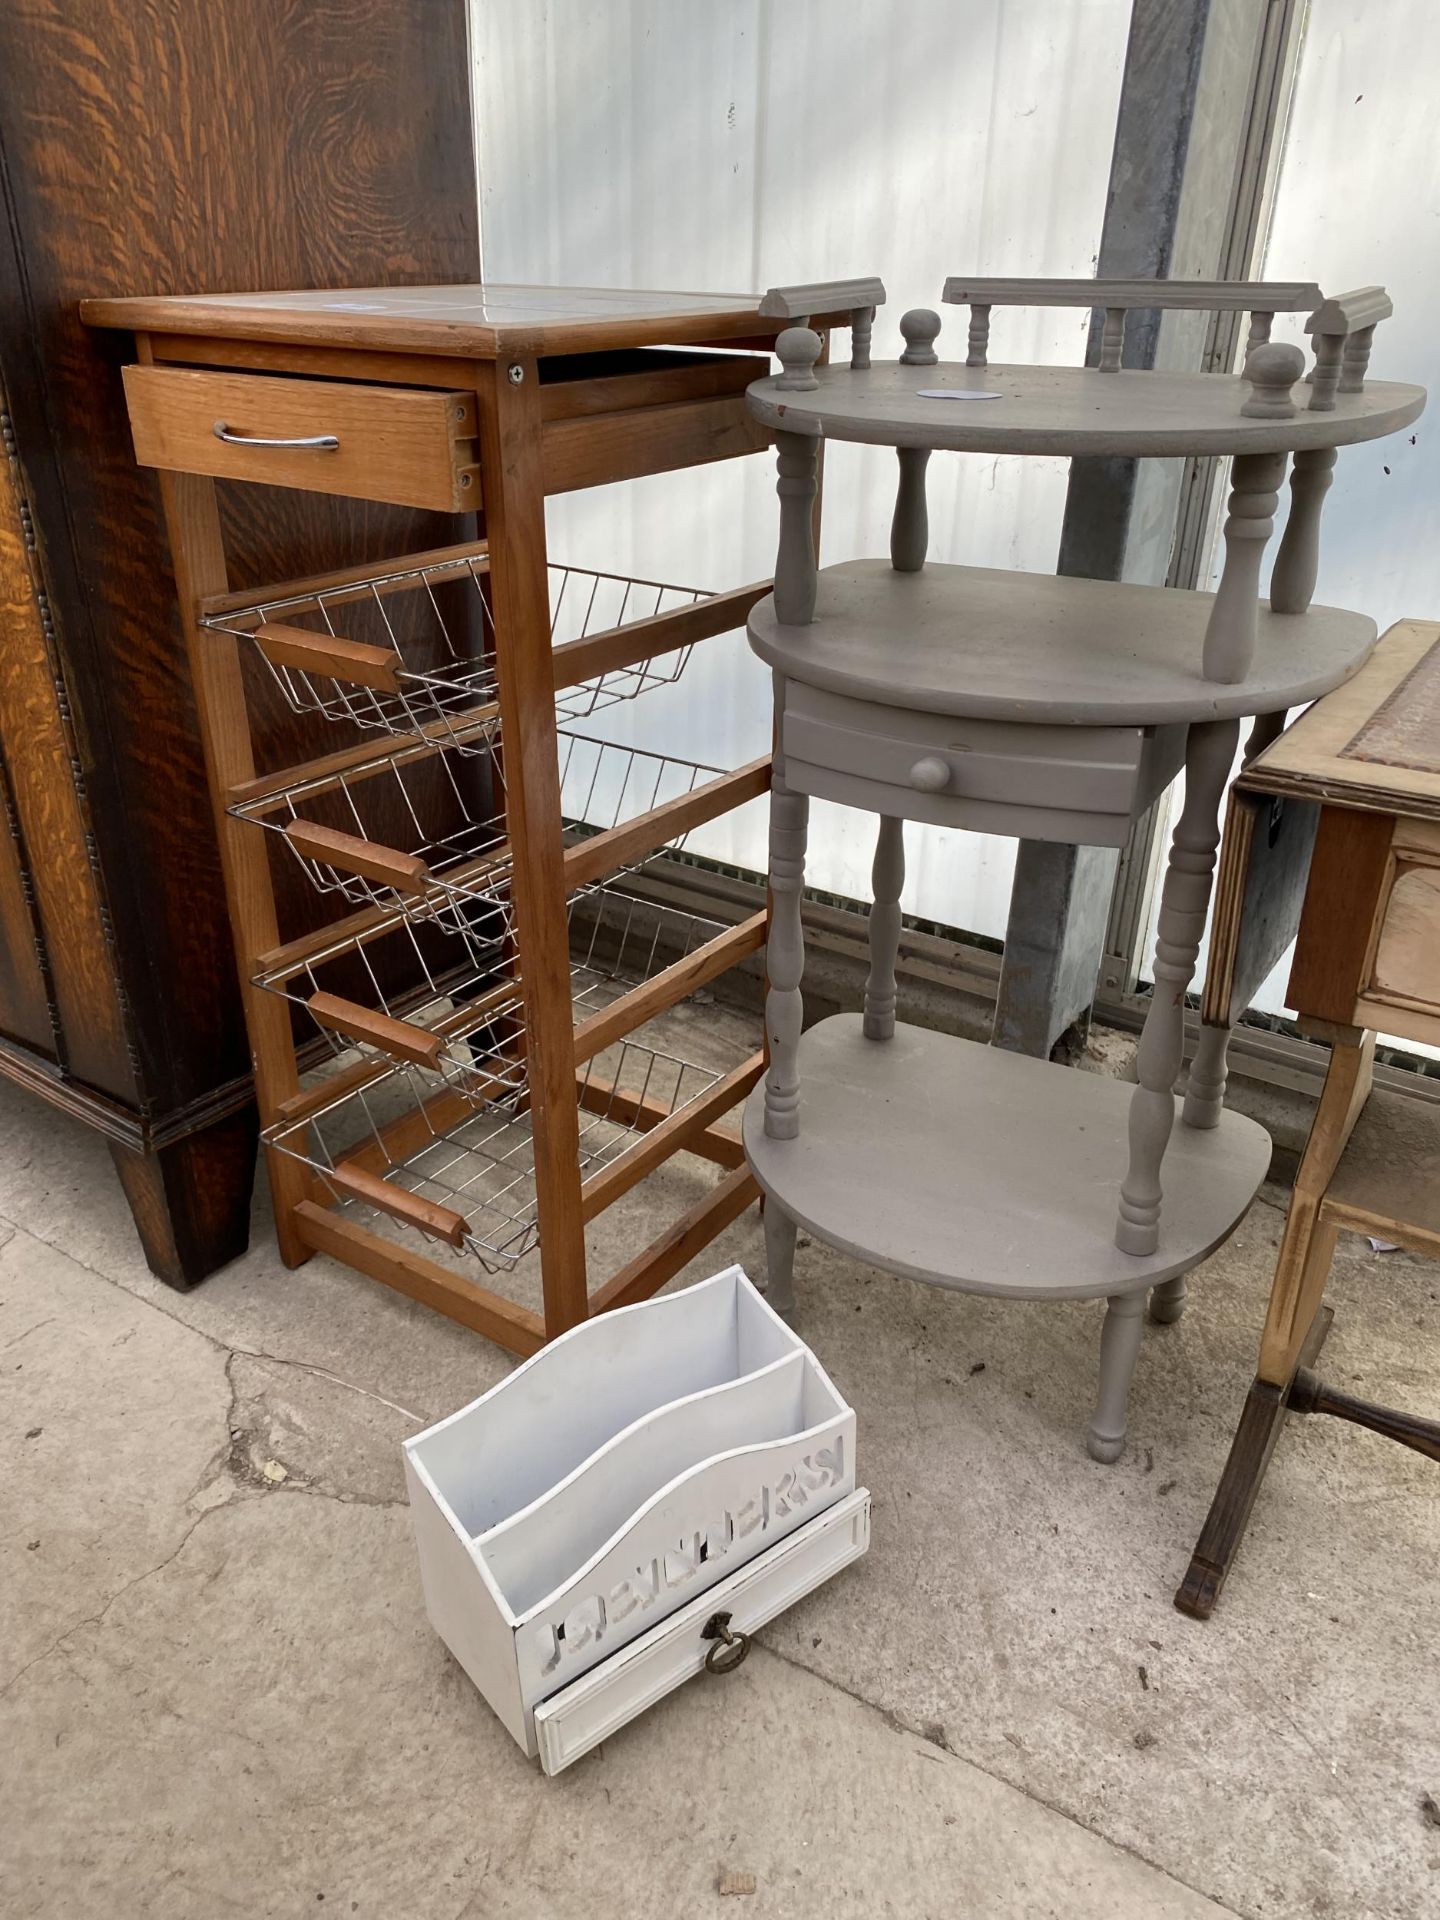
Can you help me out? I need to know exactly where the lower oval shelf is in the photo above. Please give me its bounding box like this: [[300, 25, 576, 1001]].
[[743, 1013, 1272, 1299]]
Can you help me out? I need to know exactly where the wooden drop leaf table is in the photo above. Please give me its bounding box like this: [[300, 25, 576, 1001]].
[[1178, 621, 1440, 1617], [741, 276, 1424, 1462]]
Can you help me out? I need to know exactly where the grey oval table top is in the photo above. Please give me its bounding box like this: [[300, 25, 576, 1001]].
[[742, 1015, 1271, 1300], [746, 361, 1425, 456], [748, 560, 1376, 725]]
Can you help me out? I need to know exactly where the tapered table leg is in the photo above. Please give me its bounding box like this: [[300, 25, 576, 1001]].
[[1175, 1307, 1333, 1618]]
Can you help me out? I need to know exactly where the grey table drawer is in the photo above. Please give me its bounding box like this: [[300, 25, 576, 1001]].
[[781, 681, 1185, 847]]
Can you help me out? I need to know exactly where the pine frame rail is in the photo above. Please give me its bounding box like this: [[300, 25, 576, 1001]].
[[87, 287, 837, 1353]]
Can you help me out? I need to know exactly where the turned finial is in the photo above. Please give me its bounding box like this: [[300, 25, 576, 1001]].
[[899, 309, 941, 366], [1241, 341, 1305, 419], [775, 326, 822, 391]]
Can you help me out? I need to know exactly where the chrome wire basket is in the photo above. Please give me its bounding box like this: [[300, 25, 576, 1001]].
[[568, 881, 731, 1014], [202, 544, 710, 752], [266, 1035, 724, 1272], [230, 730, 728, 938], [254, 877, 732, 1108]]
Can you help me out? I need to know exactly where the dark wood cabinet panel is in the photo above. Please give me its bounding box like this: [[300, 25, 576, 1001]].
[[0, 0, 478, 1282]]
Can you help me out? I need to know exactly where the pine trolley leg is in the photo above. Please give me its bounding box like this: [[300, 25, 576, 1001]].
[[472, 355, 589, 1338], [151, 464, 311, 1267]]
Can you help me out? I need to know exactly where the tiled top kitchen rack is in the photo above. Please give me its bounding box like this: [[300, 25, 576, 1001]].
[[83, 280, 874, 1351]]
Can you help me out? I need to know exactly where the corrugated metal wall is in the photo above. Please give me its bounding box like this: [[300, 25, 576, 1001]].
[[1140, 0, 1440, 1025], [473, 1, 1131, 937]]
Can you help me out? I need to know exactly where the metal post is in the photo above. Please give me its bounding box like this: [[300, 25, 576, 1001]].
[[993, 0, 1304, 1056]]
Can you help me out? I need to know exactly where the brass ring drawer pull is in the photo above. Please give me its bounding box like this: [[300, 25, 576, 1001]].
[[212, 418, 339, 451], [701, 1610, 750, 1675]]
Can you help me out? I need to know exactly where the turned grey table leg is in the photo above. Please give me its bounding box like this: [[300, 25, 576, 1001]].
[[764, 708, 808, 1143], [1201, 450, 1287, 682], [763, 1200, 799, 1318], [1149, 1275, 1187, 1325], [1181, 1023, 1233, 1132], [773, 428, 819, 626], [864, 814, 904, 1040], [891, 447, 931, 573], [1269, 447, 1336, 615], [1089, 1291, 1147, 1463], [1116, 716, 1241, 1256], [1181, 708, 1288, 1132]]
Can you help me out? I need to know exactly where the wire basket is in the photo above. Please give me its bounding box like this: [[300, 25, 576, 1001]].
[[230, 731, 727, 938], [569, 880, 731, 1014], [266, 1036, 725, 1272], [254, 877, 732, 1107], [201, 545, 710, 751]]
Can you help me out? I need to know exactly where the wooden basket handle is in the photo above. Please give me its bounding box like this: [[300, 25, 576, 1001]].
[[283, 820, 430, 896], [329, 1159, 468, 1249], [255, 622, 403, 694], [307, 992, 445, 1070]]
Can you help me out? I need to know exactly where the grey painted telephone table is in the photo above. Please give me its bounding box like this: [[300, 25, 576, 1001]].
[[740, 276, 1424, 1461]]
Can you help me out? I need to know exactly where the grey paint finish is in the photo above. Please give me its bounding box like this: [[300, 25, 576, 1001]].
[[1115, 717, 1241, 1256], [749, 561, 1376, 725], [742, 1015, 1270, 1300], [744, 360, 1424, 456]]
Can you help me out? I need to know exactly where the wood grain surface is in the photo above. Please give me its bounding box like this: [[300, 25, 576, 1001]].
[[0, 0, 478, 1134]]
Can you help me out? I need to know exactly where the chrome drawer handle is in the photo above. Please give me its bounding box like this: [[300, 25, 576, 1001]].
[[909, 754, 951, 793], [213, 419, 339, 451]]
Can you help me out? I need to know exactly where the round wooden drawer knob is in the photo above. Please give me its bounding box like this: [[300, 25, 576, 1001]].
[[909, 755, 951, 793]]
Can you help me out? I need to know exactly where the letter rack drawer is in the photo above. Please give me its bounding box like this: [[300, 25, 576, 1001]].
[[782, 680, 1186, 848], [121, 364, 480, 510], [402, 1265, 866, 1774]]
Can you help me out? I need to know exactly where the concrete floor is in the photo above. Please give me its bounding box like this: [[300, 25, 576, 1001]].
[[3, 1001, 1438, 1920]]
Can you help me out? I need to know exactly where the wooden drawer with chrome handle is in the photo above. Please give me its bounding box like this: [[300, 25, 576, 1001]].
[[121, 365, 480, 510]]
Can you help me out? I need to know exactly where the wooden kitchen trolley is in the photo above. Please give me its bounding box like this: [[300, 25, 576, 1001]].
[[83, 281, 867, 1355]]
